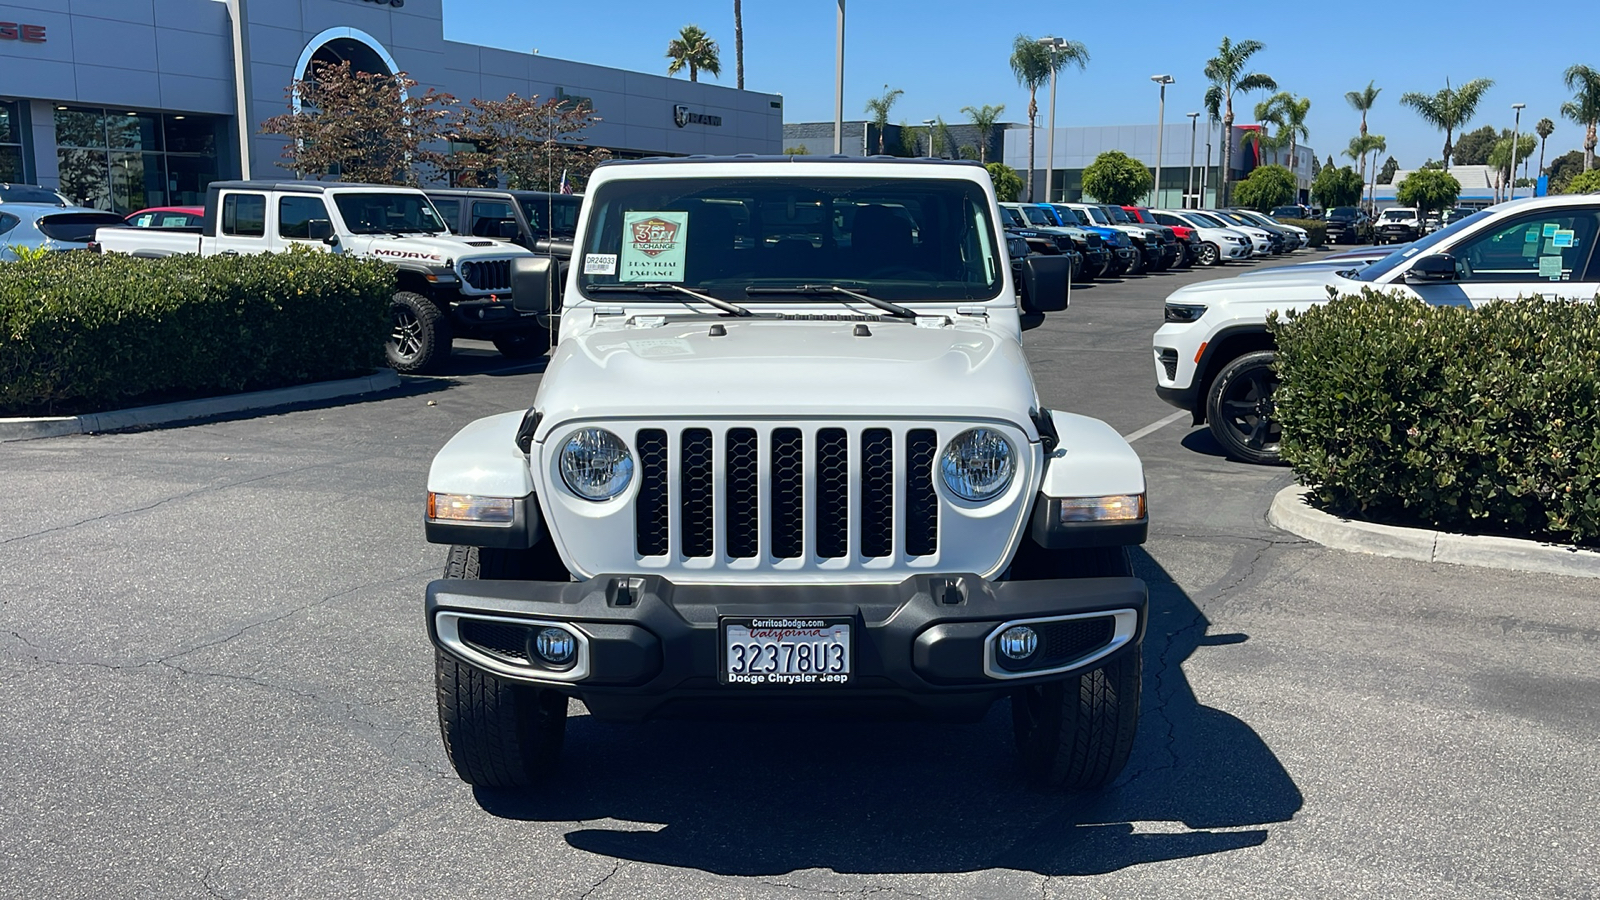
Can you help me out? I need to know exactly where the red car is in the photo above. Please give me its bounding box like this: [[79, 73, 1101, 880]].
[[124, 206, 205, 229], [1122, 206, 1199, 268]]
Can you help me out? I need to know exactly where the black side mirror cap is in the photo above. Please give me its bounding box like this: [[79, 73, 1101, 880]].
[[307, 219, 334, 242], [511, 256, 557, 314], [1406, 253, 1457, 283], [1020, 254, 1070, 314]]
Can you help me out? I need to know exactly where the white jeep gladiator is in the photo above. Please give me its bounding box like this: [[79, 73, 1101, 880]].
[[94, 181, 540, 372], [423, 156, 1151, 791]]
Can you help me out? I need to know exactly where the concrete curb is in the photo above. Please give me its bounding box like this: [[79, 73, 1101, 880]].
[[1269, 485, 1600, 580], [0, 369, 402, 442]]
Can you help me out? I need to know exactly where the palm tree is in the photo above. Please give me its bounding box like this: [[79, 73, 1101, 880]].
[[733, 1, 744, 90], [1255, 91, 1310, 175], [665, 25, 721, 83], [1345, 80, 1382, 178], [1203, 37, 1277, 207], [960, 103, 1005, 163], [863, 86, 903, 155], [1010, 34, 1089, 202], [1342, 134, 1385, 210], [1536, 117, 1555, 176], [1560, 64, 1600, 171], [1398, 78, 1494, 174]]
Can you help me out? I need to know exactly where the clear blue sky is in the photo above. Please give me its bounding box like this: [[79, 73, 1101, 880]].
[[442, 1, 1594, 170]]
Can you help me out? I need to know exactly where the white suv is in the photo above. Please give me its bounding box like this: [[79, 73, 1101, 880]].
[[1151, 210, 1253, 265], [1152, 196, 1599, 463]]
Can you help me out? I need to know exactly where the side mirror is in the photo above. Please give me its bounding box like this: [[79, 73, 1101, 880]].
[[1406, 254, 1457, 283], [496, 220, 521, 240], [307, 219, 334, 242], [1019, 254, 1070, 314], [511, 256, 557, 314]]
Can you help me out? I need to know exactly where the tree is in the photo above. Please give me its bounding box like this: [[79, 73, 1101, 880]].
[[733, 1, 744, 90], [1233, 164, 1295, 210], [1536, 117, 1555, 176], [1011, 35, 1089, 202], [783, 145, 811, 156], [1561, 168, 1600, 194], [1345, 80, 1382, 177], [666, 25, 720, 82], [1081, 150, 1153, 205], [1396, 168, 1462, 216], [1203, 37, 1277, 207], [1378, 156, 1400, 184], [863, 86, 903, 155], [1560, 64, 1600, 171], [986, 162, 1023, 202], [448, 93, 610, 192], [1487, 132, 1537, 200], [1548, 149, 1585, 191], [1311, 165, 1364, 208], [259, 60, 455, 185], [1399, 78, 1495, 173], [1344, 133, 1385, 208], [1450, 124, 1499, 166], [1310, 154, 1322, 177], [1254, 91, 1310, 174], [960, 103, 1005, 163]]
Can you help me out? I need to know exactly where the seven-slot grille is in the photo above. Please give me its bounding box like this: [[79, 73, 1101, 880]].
[[632, 425, 941, 562], [459, 258, 513, 292]]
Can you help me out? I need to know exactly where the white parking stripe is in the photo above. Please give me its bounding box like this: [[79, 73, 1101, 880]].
[[1121, 411, 1189, 443]]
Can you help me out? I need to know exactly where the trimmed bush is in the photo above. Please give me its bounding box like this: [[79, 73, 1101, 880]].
[[1279, 218, 1327, 247], [1270, 289, 1600, 547], [0, 248, 394, 416]]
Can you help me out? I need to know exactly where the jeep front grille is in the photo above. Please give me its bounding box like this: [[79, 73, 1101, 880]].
[[460, 258, 512, 292]]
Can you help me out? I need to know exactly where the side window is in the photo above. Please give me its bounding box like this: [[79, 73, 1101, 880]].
[[132, 214, 154, 228], [0, 212, 17, 236], [1450, 209, 1600, 284], [1153, 212, 1178, 227], [470, 200, 516, 239], [431, 198, 461, 230], [278, 195, 330, 240], [221, 193, 266, 237]]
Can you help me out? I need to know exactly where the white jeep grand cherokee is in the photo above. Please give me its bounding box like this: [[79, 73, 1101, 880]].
[[424, 156, 1151, 791]]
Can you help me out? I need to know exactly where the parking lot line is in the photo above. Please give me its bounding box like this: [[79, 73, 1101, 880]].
[[1122, 411, 1189, 443]]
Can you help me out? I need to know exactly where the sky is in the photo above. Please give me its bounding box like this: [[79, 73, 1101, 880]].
[[442, 1, 1595, 171]]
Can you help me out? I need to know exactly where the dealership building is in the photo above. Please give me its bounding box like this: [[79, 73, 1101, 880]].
[[0, 0, 783, 212]]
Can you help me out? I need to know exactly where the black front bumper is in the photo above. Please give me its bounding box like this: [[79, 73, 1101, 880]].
[[427, 573, 1146, 721], [449, 298, 542, 333]]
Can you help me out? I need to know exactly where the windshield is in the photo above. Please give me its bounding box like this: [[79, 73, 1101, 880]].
[[1000, 206, 1027, 227], [1382, 210, 1413, 221], [333, 192, 446, 234], [520, 195, 582, 236], [1101, 206, 1132, 224], [1271, 207, 1301, 218], [1329, 207, 1360, 220], [1184, 212, 1225, 228], [0, 185, 69, 205], [1352, 210, 1492, 282], [1021, 205, 1054, 226], [577, 176, 1003, 302], [1073, 206, 1108, 225]]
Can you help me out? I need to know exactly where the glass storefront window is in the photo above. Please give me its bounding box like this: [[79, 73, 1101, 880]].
[[54, 106, 220, 214], [0, 99, 23, 182]]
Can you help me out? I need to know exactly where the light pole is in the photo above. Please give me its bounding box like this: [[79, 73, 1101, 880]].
[[923, 118, 936, 157], [1186, 111, 1199, 208], [1150, 75, 1174, 207], [1202, 128, 1212, 208], [1507, 102, 1525, 201], [1038, 37, 1067, 202], [833, 0, 845, 154]]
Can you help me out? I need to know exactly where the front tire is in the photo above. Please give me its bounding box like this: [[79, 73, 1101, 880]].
[[386, 291, 451, 374], [492, 327, 549, 360], [1205, 350, 1282, 464], [1198, 242, 1219, 266]]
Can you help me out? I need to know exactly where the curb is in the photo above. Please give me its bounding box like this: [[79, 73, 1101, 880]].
[[1269, 485, 1600, 580], [0, 369, 402, 442]]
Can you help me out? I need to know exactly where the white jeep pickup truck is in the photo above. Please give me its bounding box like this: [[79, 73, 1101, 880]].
[[94, 181, 540, 372], [423, 156, 1151, 791], [1153, 195, 1600, 463]]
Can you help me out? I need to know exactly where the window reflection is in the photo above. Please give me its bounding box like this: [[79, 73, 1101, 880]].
[[53, 106, 221, 213]]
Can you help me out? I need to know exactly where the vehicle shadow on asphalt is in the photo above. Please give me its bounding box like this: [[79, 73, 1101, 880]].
[[473, 548, 1302, 877]]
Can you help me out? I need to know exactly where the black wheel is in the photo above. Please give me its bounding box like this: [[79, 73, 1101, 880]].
[[1011, 548, 1141, 790], [436, 545, 572, 789], [492, 327, 549, 360], [1205, 350, 1282, 464], [386, 291, 451, 374], [1125, 250, 1146, 275], [1198, 242, 1219, 266]]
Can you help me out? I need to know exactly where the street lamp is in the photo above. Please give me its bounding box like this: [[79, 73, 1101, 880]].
[[1038, 37, 1068, 202], [1202, 127, 1212, 208], [1507, 102, 1525, 201], [1186, 112, 1199, 208], [1150, 75, 1174, 207], [923, 118, 937, 157], [833, 0, 845, 154]]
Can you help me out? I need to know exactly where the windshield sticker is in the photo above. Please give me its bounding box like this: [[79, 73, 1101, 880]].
[[1542, 223, 1560, 237], [1525, 230, 1540, 243], [1553, 229, 1576, 248], [627, 338, 694, 358], [1538, 255, 1564, 279], [583, 253, 617, 275], [620, 211, 689, 283]]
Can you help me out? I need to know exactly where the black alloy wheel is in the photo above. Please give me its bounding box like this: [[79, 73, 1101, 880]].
[[1205, 350, 1283, 464]]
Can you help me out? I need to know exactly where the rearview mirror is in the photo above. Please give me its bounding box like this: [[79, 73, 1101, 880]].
[[307, 219, 333, 242], [1019, 255, 1070, 314], [511, 256, 557, 314], [1406, 254, 1457, 283]]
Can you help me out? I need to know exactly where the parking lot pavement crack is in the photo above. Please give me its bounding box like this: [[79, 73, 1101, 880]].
[[199, 868, 240, 900], [576, 861, 621, 900], [753, 881, 930, 899]]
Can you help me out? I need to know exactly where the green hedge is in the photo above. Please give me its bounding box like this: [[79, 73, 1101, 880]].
[[1279, 218, 1327, 248], [1270, 289, 1600, 547], [0, 248, 394, 416]]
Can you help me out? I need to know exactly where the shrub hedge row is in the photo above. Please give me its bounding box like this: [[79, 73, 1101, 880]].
[[1271, 289, 1600, 547], [1278, 218, 1327, 248], [0, 249, 394, 416]]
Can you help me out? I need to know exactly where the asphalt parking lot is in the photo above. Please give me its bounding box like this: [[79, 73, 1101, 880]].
[[2, 251, 1596, 899]]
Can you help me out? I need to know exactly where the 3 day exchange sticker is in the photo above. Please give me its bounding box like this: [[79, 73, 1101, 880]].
[[620, 211, 690, 283]]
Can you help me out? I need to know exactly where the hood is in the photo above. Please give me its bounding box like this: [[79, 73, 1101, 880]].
[[532, 318, 1040, 435], [1165, 268, 1342, 305], [357, 234, 534, 264]]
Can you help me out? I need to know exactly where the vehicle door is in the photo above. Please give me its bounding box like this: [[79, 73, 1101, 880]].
[[275, 194, 335, 253], [1398, 204, 1600, 307], [214, 190, 269, 256], [469, 199, 520, 242]]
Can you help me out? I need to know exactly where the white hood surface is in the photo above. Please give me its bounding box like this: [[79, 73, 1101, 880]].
[[353, 234, 532, 263]]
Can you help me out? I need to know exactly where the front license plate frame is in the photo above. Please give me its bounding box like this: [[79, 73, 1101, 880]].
[[720, 616, 853, 686]]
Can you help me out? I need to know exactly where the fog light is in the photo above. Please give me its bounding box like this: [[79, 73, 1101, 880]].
[[999, 626, 1038, 661], [534, 627, 576, 665]]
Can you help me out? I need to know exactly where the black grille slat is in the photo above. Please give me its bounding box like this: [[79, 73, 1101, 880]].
[[861, 428, 894, 558], [815, 428, 850, 559], [1037, 618, 1115, 663], [906, 429, 939, 556], [681, 428, 714, 558], [463, 258, 512, 292], [725, 428, 759, 559], [770, 428, 805, 559], [635, 429, 669, 556]]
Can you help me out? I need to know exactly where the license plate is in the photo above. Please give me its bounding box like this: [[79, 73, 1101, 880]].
[[721, 617, 852, 686]]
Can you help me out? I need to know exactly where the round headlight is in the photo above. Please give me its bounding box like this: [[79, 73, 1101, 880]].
[[559, 427, 633, 500], [940, 428, 1016, 501]]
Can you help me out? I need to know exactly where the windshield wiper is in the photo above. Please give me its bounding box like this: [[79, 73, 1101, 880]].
[[587, 282, 753, 317], [743, 283, 916, 318]]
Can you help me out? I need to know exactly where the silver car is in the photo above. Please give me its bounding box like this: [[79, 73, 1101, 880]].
[[0, 203, 129, 261]]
